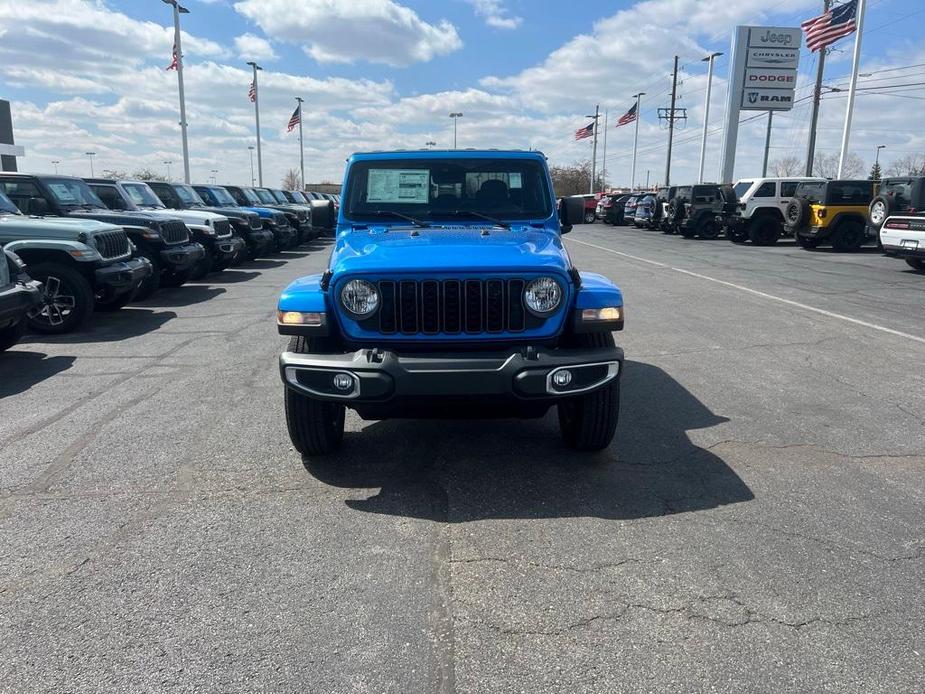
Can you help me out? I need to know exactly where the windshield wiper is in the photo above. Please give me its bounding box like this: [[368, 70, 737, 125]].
[[366, 210, 430, 228], [440, 210, 510, 229]]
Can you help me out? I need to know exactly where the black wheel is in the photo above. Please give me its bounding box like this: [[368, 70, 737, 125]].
[[133, 249, 161, 302], [557, 332, 620, 452], [161, 268, 194, 288], [785, 199, 811, 232], [698, 219, 720, 239], [190, 250, 213, 280], [748, 217, 781, 246], [0, 320, 26, 352], [680, 225, 696, 239], [832, 221, 865, 252], [284, 335, 346, 456], [905, 258, 924, 271], [25, 263, 94, 334], [796, 235, 820, 249], [583, 210, 596, 224], [95, 291, 135, 312]]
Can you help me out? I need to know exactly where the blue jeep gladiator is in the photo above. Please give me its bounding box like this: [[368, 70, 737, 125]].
[[277, 150, 625, 454]]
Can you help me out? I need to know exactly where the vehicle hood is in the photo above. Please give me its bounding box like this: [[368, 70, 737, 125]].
[[146, 208, 226, 225], [0, 214, 123, 237], [67, 208, 170, 229], [331, 225, 571, 276], [201, 206, 249, 221]]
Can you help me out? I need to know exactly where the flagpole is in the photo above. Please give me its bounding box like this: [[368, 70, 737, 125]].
[[166, 1, 191, 184], [248, 62, 264, 186], [805, 0, 831, 176], [837, 0, 866, 178], [295, 97, 305, 190], [600, 110, 608, 191], [631, 93, 644, 189], [589, 104, 600, 194]]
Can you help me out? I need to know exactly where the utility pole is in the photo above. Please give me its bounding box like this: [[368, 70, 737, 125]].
[[838, 0, 866, 178], [248, 61, 264, 186], [805, 0, 831, 176], [600, 109, 608, 190], [631, 92, 644, 189], [664, 56, 680, 188], [699, 52, 722, 183], [762, 112, 774, 177], [295, 97, 305, 189], [163, 0, 191, 184], [588, 105, 600, 194], [85, 152, 96, 177]]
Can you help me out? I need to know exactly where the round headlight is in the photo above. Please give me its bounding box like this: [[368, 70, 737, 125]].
[[341, 279, 380, 317], [524, 277, 562, 315]]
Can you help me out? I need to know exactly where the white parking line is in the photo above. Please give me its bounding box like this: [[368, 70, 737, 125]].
[[568, 237, 925, 346]]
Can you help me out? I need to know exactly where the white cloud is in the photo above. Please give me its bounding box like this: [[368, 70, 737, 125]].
[[467, 0, 522, 30], [232, 0, 462, 66], [234, 33, 278, 61]]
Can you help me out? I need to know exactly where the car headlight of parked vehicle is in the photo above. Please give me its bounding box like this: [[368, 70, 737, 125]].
[[341, 279, 379, 317], [524, 277, 562, 315]]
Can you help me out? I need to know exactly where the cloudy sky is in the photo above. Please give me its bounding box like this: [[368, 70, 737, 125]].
[[1, 0, 923, 189]]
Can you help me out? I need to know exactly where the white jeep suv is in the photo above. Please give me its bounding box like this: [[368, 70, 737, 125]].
[[725, 177, 825, 246]]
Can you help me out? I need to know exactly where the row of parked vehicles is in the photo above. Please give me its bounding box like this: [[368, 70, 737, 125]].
[[588, 175, 925, 272], [0, 172, 342, 352]]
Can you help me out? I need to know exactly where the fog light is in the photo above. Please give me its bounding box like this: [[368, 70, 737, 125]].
[[333, 373, 354, 391], [553, 370, 573, 387]]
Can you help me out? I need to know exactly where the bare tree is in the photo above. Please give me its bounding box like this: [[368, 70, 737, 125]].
[[812, 152, 863, 179], [549, 160, 603, 197], [131, 168, 167, 182], [769, 155, 802, 177], [99, 169, 128, 180], [282, 168, 301, 191], [885, 154, 925, 176]]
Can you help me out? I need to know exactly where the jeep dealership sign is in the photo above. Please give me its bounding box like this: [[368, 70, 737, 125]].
[[720, 25, 802, 181]]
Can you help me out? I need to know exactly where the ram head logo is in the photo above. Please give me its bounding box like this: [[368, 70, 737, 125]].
[[747, 92, 759, 104]]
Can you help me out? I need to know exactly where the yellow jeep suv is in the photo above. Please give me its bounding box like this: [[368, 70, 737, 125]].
[[784, 180, 876, 251]]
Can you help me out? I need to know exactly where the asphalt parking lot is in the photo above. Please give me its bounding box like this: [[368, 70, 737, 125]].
[[1, 227, 923, 693]]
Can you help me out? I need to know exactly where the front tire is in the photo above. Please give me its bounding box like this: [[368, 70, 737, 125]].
[[133, 249, 161, 302], [557, 332, 620, 452], [905, 258, 924, 271], [25, 263, 95, 334], [284, 335, 346, 456], [583, 210, 596, 224]]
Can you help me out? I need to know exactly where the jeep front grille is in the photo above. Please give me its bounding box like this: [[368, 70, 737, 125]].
[[296, 210, 307, 222], [161, 220, 190, 244], [248, 215, 261, 230], [373, 278, 529, 335], [93, 230, 130, 260], [214, 219, 232, 238]]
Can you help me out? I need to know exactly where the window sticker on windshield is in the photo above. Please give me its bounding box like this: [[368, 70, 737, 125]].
[[48, 183, 78, 203], [367, 169, 429, 204], [509, 173, 522, 189]]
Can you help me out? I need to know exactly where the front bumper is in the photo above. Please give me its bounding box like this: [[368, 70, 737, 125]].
[[94, 257, 153, 295], [160, 242, 205, 270], [272, 225, 297, 247], [212, 236, 245, 262], [0, 279, 42, 326], [246, 229, 275, 250], [280, 344, 624, 411]]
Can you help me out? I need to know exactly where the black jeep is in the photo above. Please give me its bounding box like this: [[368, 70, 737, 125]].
[[677, 184, 731, 239], [0, 173, 201, 300], [0, 248, 42, 351], [187, 184, 276, 260], [867, 176, 925, 236]]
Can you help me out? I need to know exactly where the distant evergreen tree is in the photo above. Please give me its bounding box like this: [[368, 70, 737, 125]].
[[869, 162, 882, 181]]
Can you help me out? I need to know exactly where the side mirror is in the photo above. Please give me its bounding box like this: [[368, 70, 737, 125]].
[[26, 197, 50, 216], [558, 196, 585, 233], [311, 200, 335, 228]]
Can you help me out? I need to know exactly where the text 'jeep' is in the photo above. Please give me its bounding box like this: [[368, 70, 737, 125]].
[[277, 150, 625, 455]]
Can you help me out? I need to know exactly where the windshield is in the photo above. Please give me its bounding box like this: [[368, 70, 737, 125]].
[[796, 182, 826, 202], [207, 186, 238, 206], [345, 157, 553, 222], [122, 183, 164, 207], [0, 190, 21, 215], [174, 184, 204, 206], [254, 188, 277, 205], [44, 178, 106, 208], [290, 191, 308, 203], [241, 188, 262, 205], [270, 190, 289, 204], [733, 181, 754, 198]]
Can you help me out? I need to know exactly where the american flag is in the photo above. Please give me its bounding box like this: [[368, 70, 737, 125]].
[[802, 0, 858, 53], [616, 103, 638, 127], [287, 104, 301, 133], [248, 81, 257, 103], [166, 43, 179, 71], [575, 122, 594, 140]]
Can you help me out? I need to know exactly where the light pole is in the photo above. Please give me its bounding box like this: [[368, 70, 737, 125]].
[[247, 61, 264, 186], [210, 169, 218, 184], [163, 0, 191, 183], [164, 160, 173, 180], [85, 152, 96, 177], [875, 144, 885, 174], [51, 160, 60, 174], [248, 146, 256, 186], [698, 52, 722, 183], [449, 113, 463, 149], [425, 141, 437, 149]]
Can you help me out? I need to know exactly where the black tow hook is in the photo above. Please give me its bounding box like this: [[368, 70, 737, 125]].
[[524, 346, 539, 361], [367, 348, 385, 364]]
